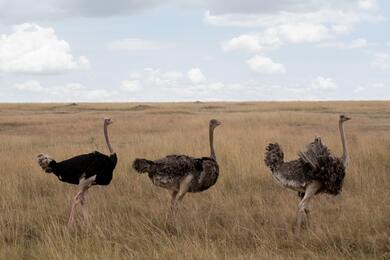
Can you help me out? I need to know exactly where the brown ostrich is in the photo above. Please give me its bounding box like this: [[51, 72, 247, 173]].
[[264, 115, 351, 233], [132, 119, 221, 211]]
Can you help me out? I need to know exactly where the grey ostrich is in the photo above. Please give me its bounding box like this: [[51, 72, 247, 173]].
[[37, 118, 117, 225], [132, 119, 221, 211], [264, 115, 351, 233]]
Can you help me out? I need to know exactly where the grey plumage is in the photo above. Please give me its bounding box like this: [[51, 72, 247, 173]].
[[132, 119, 221, 210], [264, 143, 284, 172], [298, 137, 345, 195], [133, 155, 219, 192], [265, 139, 345, 195], [298, 137, 330, 170], [265, 145, 312, 192], [264, 115, 351, 234]]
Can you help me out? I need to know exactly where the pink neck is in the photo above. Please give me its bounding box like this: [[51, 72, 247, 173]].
[[104, 122, 114, 154]]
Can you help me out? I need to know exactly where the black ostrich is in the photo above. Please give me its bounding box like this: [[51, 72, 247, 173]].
[[132, 119, 221, 211], [37, 118, 117, 225]]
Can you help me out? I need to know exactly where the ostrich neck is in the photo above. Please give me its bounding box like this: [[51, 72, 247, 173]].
[[104, 123, 114, 154], [209, 126, 216, 160], [339, 121, 348, 167]]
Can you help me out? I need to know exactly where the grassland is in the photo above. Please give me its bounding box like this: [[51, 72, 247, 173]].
[[0, 101, 389, 259]]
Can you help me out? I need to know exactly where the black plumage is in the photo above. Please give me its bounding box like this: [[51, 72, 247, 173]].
[[40, 151, 117, 186]]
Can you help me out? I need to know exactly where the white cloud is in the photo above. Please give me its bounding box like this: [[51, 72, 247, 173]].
[[120, 69, 184, 92], [222, 34, 263, 52], [211, 8, 380, 50], [14, 80, 45, 92], [310, 77, 337, 90], [121, 79, 141, 92], [222, 32, 282, 52], [261, 77, 338, 98], [0, 23, 89, 74], [272, 23, 331, 43], [246, 55, 286, 74], [318, 38, 368, 49], [204, 7, 383, 28], [14, 80, 113, 101], [353, 82, 389, 95], [262, 77, 338, 99], [387, 41, 390, 47], [120, 67, 229, 100], [108, 38, 171, 51], [353, 86, 365, 93], [221, 22, 333, 54], [209, 1, 383, 73], [96, 67, 344, 101], [206, 2, 382, 47], [370, 53, 390, 70], [187, 68, 206, 84]]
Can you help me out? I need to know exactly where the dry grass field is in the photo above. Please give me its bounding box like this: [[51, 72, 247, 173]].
[[0, 101, 390, 259]]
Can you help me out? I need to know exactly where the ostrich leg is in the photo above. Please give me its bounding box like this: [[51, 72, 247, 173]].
[[170, 190, 178, 211], [171, 174, 194, 211], [294, 181, 322, 235], [80, 189, 92, 224], [68, 176, 96, 226]]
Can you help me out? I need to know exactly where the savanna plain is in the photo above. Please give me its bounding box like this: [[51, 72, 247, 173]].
[[0, 101, 389, 260]]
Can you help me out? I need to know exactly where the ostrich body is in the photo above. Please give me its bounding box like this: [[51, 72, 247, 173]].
[[132, 119, 221, 210], [264, 115, 351, 233], [37, 118, 117, 225]]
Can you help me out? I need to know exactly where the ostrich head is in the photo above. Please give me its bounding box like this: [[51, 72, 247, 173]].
[[104, 117, 113, 125], [339, 115, 351, 122], [209, 119, 221, 129]]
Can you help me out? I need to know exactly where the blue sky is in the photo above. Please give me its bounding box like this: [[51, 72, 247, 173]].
[[0, 0, 389, 102]]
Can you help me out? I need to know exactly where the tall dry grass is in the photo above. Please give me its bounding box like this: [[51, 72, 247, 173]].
[[0, 101, 390, 259]]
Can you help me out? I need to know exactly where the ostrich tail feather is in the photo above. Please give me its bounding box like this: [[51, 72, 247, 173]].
[[132, 158, 154, 174], [264, 143, 284, 171]]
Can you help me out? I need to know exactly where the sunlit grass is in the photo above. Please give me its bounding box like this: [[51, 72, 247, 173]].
[[0, 101, 389, 259]]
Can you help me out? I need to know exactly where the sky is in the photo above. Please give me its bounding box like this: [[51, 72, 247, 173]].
[[0, 0, 389, 102]]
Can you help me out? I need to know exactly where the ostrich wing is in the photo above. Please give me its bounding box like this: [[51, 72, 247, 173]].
[[298, 138, 346, 195], [152, 155, 203, 177], [298, 137, 332, 170], [190, 157, 219, 192], [144, 154, 202, 189]]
